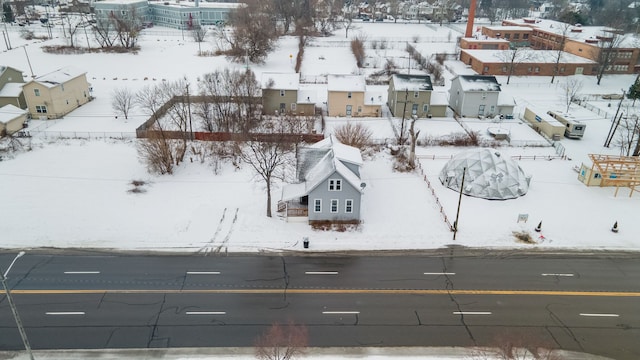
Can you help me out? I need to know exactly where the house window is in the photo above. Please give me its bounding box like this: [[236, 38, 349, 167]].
[[502, 66, 507, 72], [412, 103, 418, 115], [357, 106, 362, 112], [481, 92, 487, 99], [514, 33, 520, 40], [61, 84, 65, 91], [347, 92, 352, 99], [314, 199, 322, 212], [34, 89, 40, 97], [534, 66, 540, 73], [280, 90, 285, 96], [291, 103, 297, 111], [423, 104, 429, 112], [560, 67, 565, 73], [330, 199, 338, 213], [36, 105, 47, 113], [483, 66, 489, 72], [504, 33, 510, 39], [345, 199, 353, 213], [527, 67, 533, 73], [414, 91, 419, 98], [329, 179, 342, 191], [523, 34, 529, 39]]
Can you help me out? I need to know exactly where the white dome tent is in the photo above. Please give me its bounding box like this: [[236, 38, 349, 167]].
[[439, 149, 532, 200]]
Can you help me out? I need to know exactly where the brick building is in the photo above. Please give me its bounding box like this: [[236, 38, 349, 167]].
[[460, 49, 597, 76]]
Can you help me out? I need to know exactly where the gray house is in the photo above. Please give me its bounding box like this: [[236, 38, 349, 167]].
[[278, 136, 364, 224], [448, 75, 514, 118]]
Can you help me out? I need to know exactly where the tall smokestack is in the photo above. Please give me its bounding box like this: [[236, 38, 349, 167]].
[[465, 0, 476, 38]]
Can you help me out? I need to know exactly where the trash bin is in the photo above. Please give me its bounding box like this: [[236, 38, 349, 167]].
[[303, 237, 309, 249]]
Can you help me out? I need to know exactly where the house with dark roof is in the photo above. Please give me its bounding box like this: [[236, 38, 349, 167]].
[[278, 136, 364, 224], [22, 66, 92, 120], [261, 72, 316, 116], [0, 66, 27, 109], [448, 75, 514, 118], [387, 73, 447, 118]]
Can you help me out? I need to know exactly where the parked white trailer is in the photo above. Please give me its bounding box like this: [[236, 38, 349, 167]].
[[546, 110, 587, 139]]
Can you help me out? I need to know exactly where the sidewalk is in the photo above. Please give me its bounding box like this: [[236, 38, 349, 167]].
[[0, 347, 615, 360]]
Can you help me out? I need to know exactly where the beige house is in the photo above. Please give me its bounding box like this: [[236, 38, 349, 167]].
[[261, 73, 315, 116], [22, 67, 92, 120], [387, 74, 447, 118], [0, 104, 28, 137], [0, 66, 27, 109], [327, 75, 382, 117]]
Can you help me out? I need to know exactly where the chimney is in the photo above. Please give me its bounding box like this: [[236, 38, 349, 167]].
[[465, 0, 476, 38]]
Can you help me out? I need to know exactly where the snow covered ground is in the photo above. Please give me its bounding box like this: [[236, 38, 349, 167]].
[[1, 21, 639, 253]]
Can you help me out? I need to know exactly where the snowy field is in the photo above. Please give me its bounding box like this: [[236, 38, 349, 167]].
[[1, 20, 639, 253]]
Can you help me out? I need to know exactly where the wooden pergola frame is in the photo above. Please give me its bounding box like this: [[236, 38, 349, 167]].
[[587, 154, 640, 197]]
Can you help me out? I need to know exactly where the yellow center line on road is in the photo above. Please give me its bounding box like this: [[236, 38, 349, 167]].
[[3, 289, 640, 297]]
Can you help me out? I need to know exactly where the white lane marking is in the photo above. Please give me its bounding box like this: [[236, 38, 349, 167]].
[[322, 311, 360, 315], [64, 271, 100, 274], [424, 272, 456, 275], [186, 311, 227, 315], [580, 313, 620, 317], [453, 311, 492, 315], [305, 271, 339, 275], [541, 273, 575, 277], [186, 271, 221, 275], [46, 312, 85, 315]]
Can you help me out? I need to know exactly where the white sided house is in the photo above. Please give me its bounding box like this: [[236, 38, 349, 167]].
[[448, 75, 514, 118], [278, 136, 364, 224], [22, 67, 92, 120]]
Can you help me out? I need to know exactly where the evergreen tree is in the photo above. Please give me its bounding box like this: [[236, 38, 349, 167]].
[[2, 3, 14, 23], [628, 75, 640, 106]]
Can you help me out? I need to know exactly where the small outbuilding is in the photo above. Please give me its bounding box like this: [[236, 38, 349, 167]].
[[439, 148, 531, 200], [0, 104, 28, 137]]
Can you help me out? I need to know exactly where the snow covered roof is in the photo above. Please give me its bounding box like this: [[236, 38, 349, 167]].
[[461, 49, 598, 65], [261, 72, 299, 90], [30, 66, 87, 88], [327, 75, 366, 92], [0, 104, 27, 124], [391, 74, 433, 92], [430, 91, 449, 105], [438, 149, 531, 200], [454, 75, 501, 92], [497, 92, 514, 106], [503, 18, 638, 48], [484, 25, 533, 32], [364, 91, 384, 105], [0, 83, 23, 98], [282, 136, 363, 201], [297, 89, 317, 104], [309, 135, 363, 166]]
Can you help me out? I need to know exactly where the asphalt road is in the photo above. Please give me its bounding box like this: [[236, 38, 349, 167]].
[[0, 250, 639, 359]]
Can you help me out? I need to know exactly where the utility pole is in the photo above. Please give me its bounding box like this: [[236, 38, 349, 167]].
[[453, 167, 466, 241], [0, 252, 35, 360], [604, 89, 626, 147]]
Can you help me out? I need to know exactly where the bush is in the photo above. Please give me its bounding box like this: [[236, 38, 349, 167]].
[[333, 122, 372, 150], [350, 36, 366, 68]]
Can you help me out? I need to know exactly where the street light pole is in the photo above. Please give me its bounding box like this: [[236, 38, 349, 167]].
[[1, 251, 35, 360]]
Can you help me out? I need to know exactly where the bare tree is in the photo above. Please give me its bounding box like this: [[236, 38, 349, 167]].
[[333, 122, 372, 150], [350, 35, 366, 68], [496, 47, 533, 85], [561, 78, 583, 112], [93, 5, 141, 49], [136, 84, 175, 172], [111, 87, 135, 120], [61, 13, 85, 48], [550, 23, 571, 84], [137, 126, 175, 175], [471, 331, 562, 360], [612, 113, 640, 156], [255, 321, 308, 360], [238, 137, 294, 218], [191, 25, 207, 53], [224, 1, 278, 63], [592, 29, 625, 85], [342, 10, 355, 39], [198, 69, 261, 133]]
